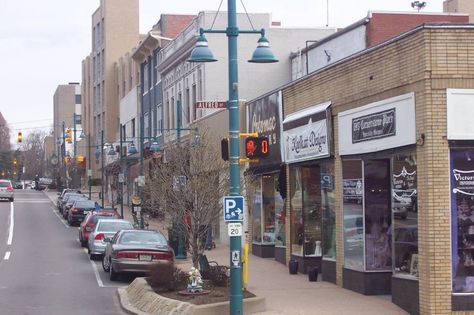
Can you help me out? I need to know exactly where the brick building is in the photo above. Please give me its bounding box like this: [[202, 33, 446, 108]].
[[270, 24, 474, 314]]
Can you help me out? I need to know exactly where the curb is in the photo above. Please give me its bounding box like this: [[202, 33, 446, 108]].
[[117, 287, 148, 315]]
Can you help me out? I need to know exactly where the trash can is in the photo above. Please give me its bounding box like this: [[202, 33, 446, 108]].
[[308, 266, 319, 281], [289, 259, 299, 274]]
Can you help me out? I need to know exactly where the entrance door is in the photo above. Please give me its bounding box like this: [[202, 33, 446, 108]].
[[364, 159, 392, 271]]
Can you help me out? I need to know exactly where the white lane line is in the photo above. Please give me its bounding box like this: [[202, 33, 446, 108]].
[[3, 252, 10, 260], [51, 207, 69, 229], [7, 203, 14, 245], [82, 248, 120, 288]]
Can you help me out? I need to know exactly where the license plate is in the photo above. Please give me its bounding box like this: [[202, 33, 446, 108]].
[[139, 255, 152, 261]]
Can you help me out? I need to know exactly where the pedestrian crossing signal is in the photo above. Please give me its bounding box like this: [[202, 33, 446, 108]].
[[245, 136, 269, 159]]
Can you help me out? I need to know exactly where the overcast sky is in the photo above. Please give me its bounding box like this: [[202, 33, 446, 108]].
[[0, 0, 447, 140]]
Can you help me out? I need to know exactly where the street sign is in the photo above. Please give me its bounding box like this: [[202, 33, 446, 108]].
[[138, 175, 145, 187], [228, 222, 243, 237], [118, 173, 124, 183], [195, 101, 226, 109], [231, 250, 240, 267], [223, 196, 244, 222], [87, 169, 92, 177]]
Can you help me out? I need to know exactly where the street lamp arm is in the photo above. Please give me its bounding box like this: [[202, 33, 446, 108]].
[[199, 27, 264, 36]]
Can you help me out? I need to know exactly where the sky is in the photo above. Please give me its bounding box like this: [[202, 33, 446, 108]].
[[0, 0, 447, 141]]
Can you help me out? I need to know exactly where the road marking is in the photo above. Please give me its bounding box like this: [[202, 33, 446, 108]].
[[7, 203, 14, 245], [51, 207, 69, 228], [89, 258, 106, 287], [14, 200, 51, 203], [4, 251, 10, 260]]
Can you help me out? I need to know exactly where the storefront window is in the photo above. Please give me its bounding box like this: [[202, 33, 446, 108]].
[[321, 163, 336, 259], [274, 175, 285, 247], [302, 167, 322, 256], [364, 159, 391, 271], [251, 178, 262, 243], [343, 160, 364, 270], [451, 148, 474, 293], [392, 154, 418, 277], [262, 175, 276, 245], [290, 167, 303, 255]]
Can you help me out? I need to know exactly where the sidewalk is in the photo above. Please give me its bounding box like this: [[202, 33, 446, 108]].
[[44, 190, 407, 315]]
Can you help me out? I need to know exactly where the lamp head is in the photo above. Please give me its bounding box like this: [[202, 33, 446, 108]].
[[107, 145, 116, 156], [79, 130, 86, 139], [150, 141, 160, 152], [128, 142, 138, 155], [249, 36, 278, 63], [187, 34, 217, 63]]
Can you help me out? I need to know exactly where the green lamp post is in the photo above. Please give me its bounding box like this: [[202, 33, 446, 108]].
[[187, 3, 277, 314]]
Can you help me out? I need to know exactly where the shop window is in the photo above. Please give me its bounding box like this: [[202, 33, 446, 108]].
[[290, 166, 322, 256], [392, 154, 418, 277], [251, 178, 262, 243], [321, 163, 336, 259], [273, 175, 285, 247], [451, 148, 474, 293], [262, 175, 277, 245], [364, 159, 391, 271], [343, 160, 364, 270]]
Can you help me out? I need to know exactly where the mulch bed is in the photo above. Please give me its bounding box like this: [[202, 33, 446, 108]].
[[154, 286, 256, 305]]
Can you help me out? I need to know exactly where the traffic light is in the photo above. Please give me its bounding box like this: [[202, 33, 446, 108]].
[[17, 132, 22, 143], [65, 128, 72, 143], [221, 138, 229, 161], [245, 136, 269, 159], [13, 159, 17, 166]]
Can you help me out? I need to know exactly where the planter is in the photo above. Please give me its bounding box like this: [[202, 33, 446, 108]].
[[118, 277, 266, 315], [289, 259, 298, 274]]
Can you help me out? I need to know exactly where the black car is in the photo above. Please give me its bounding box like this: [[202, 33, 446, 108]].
[[62, 195, 87, 219], [67, 199, 96, 226], [59, 193, 85, 215]]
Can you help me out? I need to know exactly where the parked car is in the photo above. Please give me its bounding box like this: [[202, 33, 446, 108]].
[[13, 181, 23, 189], [79, 209, 121, 247], [88, 219, 133, 259], [62, 195, 88, 219], [0, 179, 14, 202], [57, 189, 82, 210], [102, 229, 174, 281], [66, 199, 96, 226], [36, 177, 53, 190], [59, 193, 84, 214]]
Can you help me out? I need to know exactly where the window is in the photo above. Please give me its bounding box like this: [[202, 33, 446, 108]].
[[144, 113, 149, 138], [157, 104, 163, 136], [451, 148, 474, 292], [143, 63, 149, 94], [290, 167, 303, 255], [185, 88, 190, 124], [131, 118, 136, 138], [251, 178, 262, 243], [392, 154, 418, 277], [171, 97, 175, 129], [321, 163, 336, 259], [192, 84, 197, 121], [343, 160, 364, 270]]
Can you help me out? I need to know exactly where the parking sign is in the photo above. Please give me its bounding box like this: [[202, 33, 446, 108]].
[[223, 196, 244, 222]]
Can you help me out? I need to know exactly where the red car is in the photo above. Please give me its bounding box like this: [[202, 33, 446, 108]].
[[79, 210, 121, 247]]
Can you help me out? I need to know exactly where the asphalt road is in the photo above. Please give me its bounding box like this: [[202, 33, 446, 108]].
[[0, 190, 127, 315]]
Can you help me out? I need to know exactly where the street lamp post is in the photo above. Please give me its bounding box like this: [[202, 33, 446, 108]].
[[187, 3, 277, 314]]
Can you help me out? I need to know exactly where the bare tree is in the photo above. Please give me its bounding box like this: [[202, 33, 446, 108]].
[[20, 130, 47, 179], [146, 130, 229, 267], [0, 112, 11, 151]]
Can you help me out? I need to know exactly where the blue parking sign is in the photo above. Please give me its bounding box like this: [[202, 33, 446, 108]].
[[223, 196, 244, 222]]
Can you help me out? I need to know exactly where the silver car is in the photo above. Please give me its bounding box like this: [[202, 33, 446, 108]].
[[88, 218, 133, 259], [0, 180, 14, 202]]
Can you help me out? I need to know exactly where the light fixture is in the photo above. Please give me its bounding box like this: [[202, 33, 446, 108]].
[[107, 145, 116, 156], [128, 142, 138, 155], [79, 130, 86, 139], [187, 34, 217, 63], [150, 140, 160, 152], [248, 35, 278, 63]]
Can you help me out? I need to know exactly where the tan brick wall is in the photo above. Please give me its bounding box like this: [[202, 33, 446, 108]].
[[281, 27, 474, 314]]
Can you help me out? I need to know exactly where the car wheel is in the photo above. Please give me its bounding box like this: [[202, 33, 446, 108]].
[[9, 198, 13, 202], [89, 253, 96, 260], [110, 264, 118, 281], [102, 255, 110, 272], [80, 240, 87, 247]]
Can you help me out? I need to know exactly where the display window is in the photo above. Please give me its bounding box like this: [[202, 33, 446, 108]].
[[451, 148, 474, 293], [392, 154, 418, 277], [321, 163, 336, 259], [261, 174, 277, 245], [250, 178, 262, 243], [343, 160, 364, 270], [273, 175, 285, 247], [290, 164, 326, 257]]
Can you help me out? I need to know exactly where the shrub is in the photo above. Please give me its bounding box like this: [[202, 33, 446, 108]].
[[147, 265, 187, 292]]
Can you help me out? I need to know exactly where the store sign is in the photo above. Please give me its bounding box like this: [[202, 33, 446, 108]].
[[283, 101, 331, 163], [452, 169, 474, 195], [338, 93, 415, 155], [352, 108, 396, 143], [247, 91, 283, 167], [343, 179, 363, 204]]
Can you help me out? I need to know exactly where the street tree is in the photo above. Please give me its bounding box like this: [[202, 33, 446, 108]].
[[145, 130, 229, 267], [0, 112, 11, 151], [19, 129, 48, 179]]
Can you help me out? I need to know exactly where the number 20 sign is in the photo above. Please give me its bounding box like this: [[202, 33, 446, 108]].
[[228, 223, 243, 237]]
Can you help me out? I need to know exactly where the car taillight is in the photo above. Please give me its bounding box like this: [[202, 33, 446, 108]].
[[6, 186, 13, 191], [71, 208, 78, 213], [153, 252, 174, 261], [116, 251, 139, 259], [94, 233, 105, 241]]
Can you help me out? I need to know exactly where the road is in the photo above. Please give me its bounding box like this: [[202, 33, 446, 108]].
[[0, 189, 127, 315]]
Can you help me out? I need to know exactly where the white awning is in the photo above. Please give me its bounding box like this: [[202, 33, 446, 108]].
[[283, 101, 331, 124]]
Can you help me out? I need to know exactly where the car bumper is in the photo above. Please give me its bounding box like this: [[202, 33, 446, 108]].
[[0, 192, 13, 199], [70, 214, 86, 223], [111, 259, 173, 273], [89, 242, 107, 255]]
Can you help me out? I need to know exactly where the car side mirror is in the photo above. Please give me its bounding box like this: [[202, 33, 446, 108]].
[[104, 237, 112, 243]]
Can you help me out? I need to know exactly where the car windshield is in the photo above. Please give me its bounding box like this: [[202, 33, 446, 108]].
[[97, 221, 132, 232], [119, 232, 167, 246], [67, 196, 85, 204], [0, 181, 11, 187], [63, 194, 82, 201], [74, 200, 96, 209]]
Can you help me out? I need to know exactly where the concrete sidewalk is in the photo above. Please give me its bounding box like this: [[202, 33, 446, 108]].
[[44, 190, 407, 315]]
